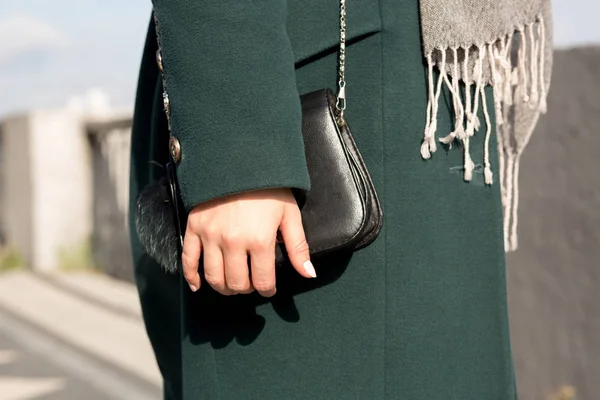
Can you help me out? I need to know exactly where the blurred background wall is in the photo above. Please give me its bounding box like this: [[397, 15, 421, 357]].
[[0, 1, 598, 399], [506, 46, 600, 400]]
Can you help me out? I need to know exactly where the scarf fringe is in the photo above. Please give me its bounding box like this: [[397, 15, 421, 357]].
[[422, 15, 548, 252]]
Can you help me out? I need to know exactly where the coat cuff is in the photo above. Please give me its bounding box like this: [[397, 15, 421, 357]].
[[152, 0, 311, 211]]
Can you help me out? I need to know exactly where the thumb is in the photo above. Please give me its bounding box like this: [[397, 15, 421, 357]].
[[280, 203, 316, 278]]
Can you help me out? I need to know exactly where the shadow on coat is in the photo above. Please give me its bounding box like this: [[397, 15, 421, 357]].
[[184, 251, 353, 349]]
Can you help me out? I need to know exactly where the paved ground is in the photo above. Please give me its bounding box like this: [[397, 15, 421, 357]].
[[0, 328, 111, 400], [0, 271, 162, 400]]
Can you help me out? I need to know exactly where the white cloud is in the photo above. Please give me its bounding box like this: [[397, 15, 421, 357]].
[[0, 14, 68, 64]]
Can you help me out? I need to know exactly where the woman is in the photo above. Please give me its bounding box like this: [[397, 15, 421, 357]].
[[129, 0, 551, 399]]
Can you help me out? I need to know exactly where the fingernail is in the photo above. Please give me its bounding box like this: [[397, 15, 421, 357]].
[[189, 284, 198, 292], [303, 261, 317, 278]]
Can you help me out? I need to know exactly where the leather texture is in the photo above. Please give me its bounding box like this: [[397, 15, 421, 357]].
[[274, 89, 383, 265], [137, 88, 383, 272]]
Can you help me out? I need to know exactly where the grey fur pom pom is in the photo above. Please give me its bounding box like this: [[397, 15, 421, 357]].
[[134, 177, 180, 273]]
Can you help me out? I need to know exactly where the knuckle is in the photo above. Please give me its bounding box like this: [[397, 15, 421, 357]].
[[260, 288, 276, 298], [187, 215, 204, 233], [181, 252, 197, 268], [204, 274, 224, 289], [221, 231, 245, 248], [200, 223, 219, 239], [182, 268, 196, 282], [291, 239, 310, 255], [249, 234, 274, 250], [242, 286, 256, 294], [227, 282, 249, 293], [252, 280, 275, 293]]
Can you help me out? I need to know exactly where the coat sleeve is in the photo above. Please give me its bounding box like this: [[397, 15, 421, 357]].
[[152, 0, 311, 211]]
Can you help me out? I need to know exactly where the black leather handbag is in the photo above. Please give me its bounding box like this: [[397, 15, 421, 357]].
[[135, 0, 383, 273]]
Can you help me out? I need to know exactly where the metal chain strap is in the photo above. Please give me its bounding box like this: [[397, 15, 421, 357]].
[[335, 0, 347, 119]]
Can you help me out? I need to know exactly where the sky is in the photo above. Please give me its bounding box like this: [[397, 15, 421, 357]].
[[0, 0, 597, 118]]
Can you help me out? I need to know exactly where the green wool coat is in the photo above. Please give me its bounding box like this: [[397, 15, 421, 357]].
[[129, 0, 517, 399]]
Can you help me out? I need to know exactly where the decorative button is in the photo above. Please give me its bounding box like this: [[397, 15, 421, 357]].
[[169, 137, 181, 163], [156, 49, 164, 72], [163, 92, 170, 115]]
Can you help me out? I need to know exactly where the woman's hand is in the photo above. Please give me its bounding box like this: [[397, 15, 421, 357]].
[[181, 188, 316, 297]]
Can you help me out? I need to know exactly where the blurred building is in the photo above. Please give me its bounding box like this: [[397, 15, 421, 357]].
[[0, 47, 599, 399], [0, 89, 134, 280]]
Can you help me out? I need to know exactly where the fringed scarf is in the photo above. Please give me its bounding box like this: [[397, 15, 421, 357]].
[[419, 0, 553, 251]]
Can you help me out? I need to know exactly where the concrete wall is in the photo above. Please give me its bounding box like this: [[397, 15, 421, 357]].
[[1, 107, 133, 277], [88, 123, 133, 281], [31, 110, 93, 271], [1, 110, 93, 271], [1, 115, 34, 265]]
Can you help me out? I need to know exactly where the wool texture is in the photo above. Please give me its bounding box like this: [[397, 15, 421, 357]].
[[419, 0, 553, 251]]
